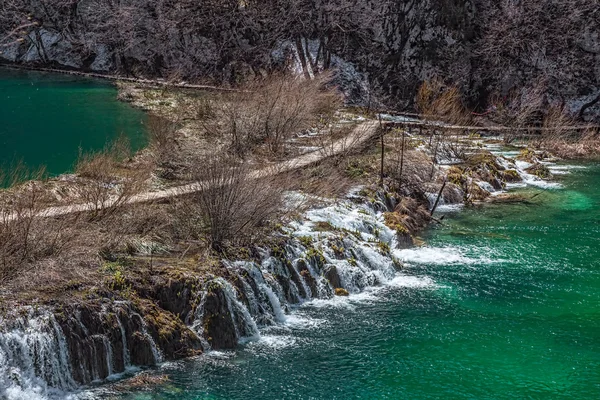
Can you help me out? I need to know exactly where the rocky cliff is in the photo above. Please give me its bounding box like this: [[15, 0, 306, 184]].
[[2, 0, 598, 117]]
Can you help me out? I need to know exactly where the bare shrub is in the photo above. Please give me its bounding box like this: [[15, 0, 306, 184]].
[[146, 114, 179, 164], [201, 73, 341, 156], [386, 139, 435, 193], [533, 108, 599, 157], [491, 84, 546, 144], [75, 137, 150, 220], [540, 106, 577, 142], [416, 79, 444, 116], [180, 153, 284, 252], [415, 80, 472, 165], [416, 80, 471, 125], [0, 163, 76, 283]]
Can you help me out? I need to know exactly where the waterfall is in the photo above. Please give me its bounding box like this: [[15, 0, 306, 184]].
[[101, 336, 114, 377], [206, 196, 409, 339], [115, 313, 130, 368], [190, 290, 212, 351], [130, 312, 163, 364], [260, 283, 287, 323], [0, 193, 420, 397], [0, 308, 76, 399], [216, 278, 261, 342]]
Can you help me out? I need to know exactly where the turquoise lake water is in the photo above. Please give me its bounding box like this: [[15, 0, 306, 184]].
[[0, 68, 147, 175], [96, 162, 599, 399]]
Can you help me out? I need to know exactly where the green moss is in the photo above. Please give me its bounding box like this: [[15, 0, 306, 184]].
[[467, 151, 502, 173], [447, 166, 466, 186], [298, 236, 313, 248], [502, 169, 522, 182], [306, 248, 326, 268], [329, 242, 345, 258], [517, 148, 537, 162], [377, 241, 391, 255], [467, 183, 490, 202], [525, 163, 552, 179], [271, 245, 286, 260]]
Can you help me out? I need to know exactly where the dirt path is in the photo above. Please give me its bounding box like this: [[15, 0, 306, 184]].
[[6, 120, 379, 221]]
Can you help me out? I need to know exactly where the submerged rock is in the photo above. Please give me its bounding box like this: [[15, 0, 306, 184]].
[[324, 265, 342, 289]]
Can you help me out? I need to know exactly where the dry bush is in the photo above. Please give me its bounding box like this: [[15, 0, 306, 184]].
[[146, 114, 179, 166], [416, 79, 444, 116], [540, 106, 577, 142], [535, 110, 599, 158], [437, 129, 470, 162], [178, 153, 285, 252], [0, 163, 77, 284], [75, 137, 150, 220], [491, 84, 546, 144], [416, 79, 471, 125], [386, 144, 435, 193], [415, 80, 472, 164], [200, 73, 341, 156]]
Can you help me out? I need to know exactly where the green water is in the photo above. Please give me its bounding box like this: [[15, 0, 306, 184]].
[[105, 167, 599, 399], [0, 68, 147, 175]]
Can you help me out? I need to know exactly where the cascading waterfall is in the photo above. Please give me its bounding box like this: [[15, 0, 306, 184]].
[[130, 312, 163, 364], [101, 336, 114, 378], [0, 308, 75, 399], [215, 277, 261, 342], [114, 312, 130, 369], [192, 194, 407, 346], [190, 290, 212, 351]]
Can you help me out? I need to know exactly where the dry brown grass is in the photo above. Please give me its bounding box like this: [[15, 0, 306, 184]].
[[490, 84, 546, 144], [315, 121, 373, 160], [416, 79, 471, 125], [536, 127, 600, 158], [198, 73, 341, 157], [0, 164, 86, 285], [75, 137, 151, 220], [146, 114, 179, 166]]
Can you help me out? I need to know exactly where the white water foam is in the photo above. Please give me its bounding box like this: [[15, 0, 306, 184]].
[[394, 246, 501, 266], [387, 274, 437, 289], [547, 165, 588, 175]]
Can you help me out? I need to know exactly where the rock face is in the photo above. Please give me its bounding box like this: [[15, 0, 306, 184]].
[[55, 298, 203, 385], [2, 1, 597, 115], [201, 283, 239, 350]]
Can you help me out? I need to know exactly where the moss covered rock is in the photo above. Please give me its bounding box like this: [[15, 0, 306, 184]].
[[525, 163, 552, 179], [502, 169, 522, 182]]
